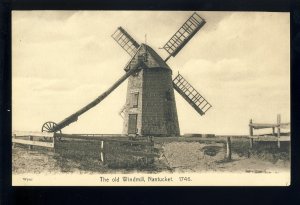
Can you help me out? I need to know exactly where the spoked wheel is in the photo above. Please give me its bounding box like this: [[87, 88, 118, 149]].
[[41, 121, 62, 141]]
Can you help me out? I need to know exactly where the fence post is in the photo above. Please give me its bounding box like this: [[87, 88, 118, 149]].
[[100, 140, 104, 163], [226, 137, 232, 161], [29, 135, 33, 150], [53, 134, 56, 153], [12, 134, 16, 148], [249, 119, 254, 148], [277, 114, 281, 148]]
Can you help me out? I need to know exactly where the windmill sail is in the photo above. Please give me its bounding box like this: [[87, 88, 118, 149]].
[[112, 27, 140, 57], [163, 12, 206, 61], [173, 73, 211, 116]]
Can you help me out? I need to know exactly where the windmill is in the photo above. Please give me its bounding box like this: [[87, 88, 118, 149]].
[[41, 12, 212, 137]]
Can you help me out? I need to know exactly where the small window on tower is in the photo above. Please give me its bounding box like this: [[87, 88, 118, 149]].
[[132, 92, 139, 108]]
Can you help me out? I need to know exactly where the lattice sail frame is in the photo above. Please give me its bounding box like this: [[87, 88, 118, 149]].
[[111, 27, 140, 57], [173, 73, 212, 115], [163, 12, 206, 60]]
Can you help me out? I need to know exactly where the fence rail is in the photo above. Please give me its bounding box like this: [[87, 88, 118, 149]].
[[13, 131, 54, 138], [12, 138, 54, 148], [12, 131, 55, 149], [249, 114, 290, 148], [99, 139, 156, 166]]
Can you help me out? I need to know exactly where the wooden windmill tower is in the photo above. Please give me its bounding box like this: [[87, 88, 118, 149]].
[[41, 12, 212, 137], [113, 12, 211, 136]]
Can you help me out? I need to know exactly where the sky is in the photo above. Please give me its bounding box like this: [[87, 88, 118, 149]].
[[12, 11, 290, 135]]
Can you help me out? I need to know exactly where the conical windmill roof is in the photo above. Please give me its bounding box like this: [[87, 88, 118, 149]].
[[124, 44, 170, 71]]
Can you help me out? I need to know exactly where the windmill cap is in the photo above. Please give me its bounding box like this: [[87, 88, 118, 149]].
[[124, 44, 171, 71]]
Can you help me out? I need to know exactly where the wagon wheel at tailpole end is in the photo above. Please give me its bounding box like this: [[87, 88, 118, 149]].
[[41, 121, 62, 141]]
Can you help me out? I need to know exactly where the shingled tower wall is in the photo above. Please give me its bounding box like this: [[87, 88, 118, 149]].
[[122, 44, 180, 136]]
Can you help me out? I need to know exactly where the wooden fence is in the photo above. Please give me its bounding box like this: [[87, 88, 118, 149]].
[[12, 127, 290, 166], [12, 131, 55, 149], [99, 138, 157, 164], [53, 136, 157, 168], [249, 114, 290, 148]]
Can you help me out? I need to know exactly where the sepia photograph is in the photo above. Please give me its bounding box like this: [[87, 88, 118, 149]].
[[11, 11, 290, 186]]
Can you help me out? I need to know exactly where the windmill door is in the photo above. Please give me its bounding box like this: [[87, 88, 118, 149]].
[[128, 114, 138, 134]]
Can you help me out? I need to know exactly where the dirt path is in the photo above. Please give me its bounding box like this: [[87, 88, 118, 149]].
[[157, 141, 290, 173]]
